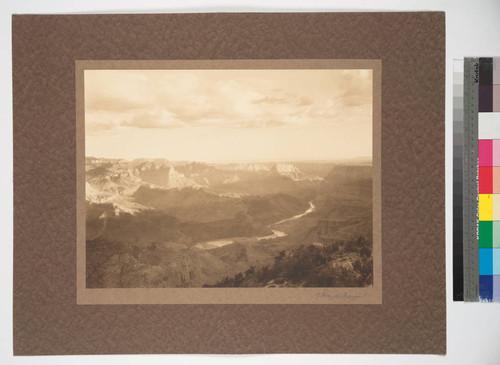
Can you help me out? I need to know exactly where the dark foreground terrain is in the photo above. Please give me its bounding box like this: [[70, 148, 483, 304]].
[[204, 237, 373, 288]]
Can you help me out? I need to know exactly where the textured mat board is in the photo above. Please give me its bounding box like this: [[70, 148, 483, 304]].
[[12, 12, 445, 354]]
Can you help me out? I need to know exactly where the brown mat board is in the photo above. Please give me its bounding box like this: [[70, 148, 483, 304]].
[[13, 12, 445, 354]]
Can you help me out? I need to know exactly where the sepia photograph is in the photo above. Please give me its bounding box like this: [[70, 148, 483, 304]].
[[78, 60, 380, 301]]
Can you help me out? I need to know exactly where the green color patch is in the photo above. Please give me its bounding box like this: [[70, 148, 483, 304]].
[[480, 221, 493, 248]]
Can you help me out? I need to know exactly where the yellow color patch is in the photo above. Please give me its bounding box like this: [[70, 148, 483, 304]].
[[479, 194, 493, 221]]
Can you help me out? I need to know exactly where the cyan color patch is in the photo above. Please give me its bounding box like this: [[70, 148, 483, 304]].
[[479, 248, 493, 275]]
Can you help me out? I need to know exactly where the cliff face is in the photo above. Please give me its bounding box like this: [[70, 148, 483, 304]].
[[322, 165, 372, 198], [302, 164, 373, 243]]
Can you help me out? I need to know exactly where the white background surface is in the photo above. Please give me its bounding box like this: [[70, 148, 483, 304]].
[[2, 0, 500, 364]]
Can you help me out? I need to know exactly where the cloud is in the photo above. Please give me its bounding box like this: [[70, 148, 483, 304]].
[[251, 96, 289, 104], [85, 93, 147, 113], [120, 109, 184, 129], [335, 70, 372, 108], [241, 119, 286, 128], [85, 121, 117, 136], [85, 69, 372, 133], [297, 96, 313, 106]]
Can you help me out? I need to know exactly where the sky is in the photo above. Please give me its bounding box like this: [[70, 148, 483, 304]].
[[84, 68, 373, 162]]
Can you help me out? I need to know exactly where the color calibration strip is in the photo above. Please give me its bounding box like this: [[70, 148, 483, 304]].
[[458, 57, 500, 302], [477, 57, 500, 302], [459, 57, 500, 302]]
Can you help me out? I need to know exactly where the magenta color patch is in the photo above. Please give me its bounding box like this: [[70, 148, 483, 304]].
[[494, 140, 500, 167], [479, 139, 493, 166]]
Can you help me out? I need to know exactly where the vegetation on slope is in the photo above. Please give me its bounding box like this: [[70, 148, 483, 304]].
[[204, 236, 373, 288]]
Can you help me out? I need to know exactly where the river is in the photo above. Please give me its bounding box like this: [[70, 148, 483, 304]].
[[195, 201, 316, 249]]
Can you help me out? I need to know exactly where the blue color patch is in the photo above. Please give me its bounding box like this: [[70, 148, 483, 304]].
[[480, 275, 493, 302], [479, 248, 493, 275]]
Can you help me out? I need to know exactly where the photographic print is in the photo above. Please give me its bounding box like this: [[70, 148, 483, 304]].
[[76, 60, 381, 304]]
